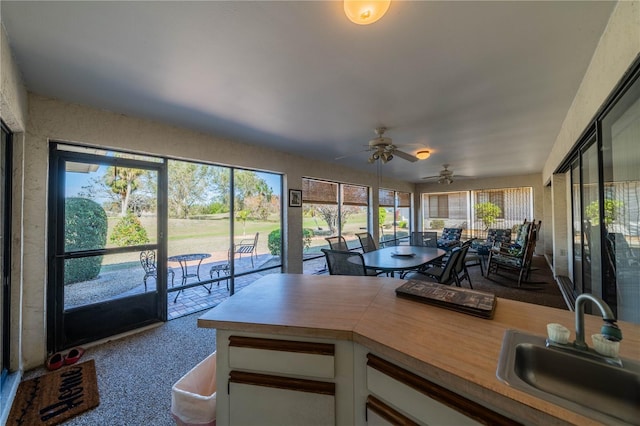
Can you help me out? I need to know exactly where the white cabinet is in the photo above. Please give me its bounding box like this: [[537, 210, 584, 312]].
[[216, 331, 354, 426]]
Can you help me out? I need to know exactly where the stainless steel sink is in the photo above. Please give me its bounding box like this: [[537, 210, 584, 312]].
[[496, 329, 640, 425]]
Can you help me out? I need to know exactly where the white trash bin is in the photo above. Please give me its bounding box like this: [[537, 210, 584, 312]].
[[171, 352, 217, 426]]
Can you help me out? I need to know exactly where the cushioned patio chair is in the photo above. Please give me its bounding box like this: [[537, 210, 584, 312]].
[[486, 220, 541, 286], [437, 228, 462, 251], [471, 228, 512, 257]]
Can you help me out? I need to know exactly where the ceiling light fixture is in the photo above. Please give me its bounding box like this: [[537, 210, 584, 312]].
[[344, 0, 391, 25], [416, 150, 431, 160]]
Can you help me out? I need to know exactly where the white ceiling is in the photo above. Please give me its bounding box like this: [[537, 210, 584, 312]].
[[1, 1, 615, 182]]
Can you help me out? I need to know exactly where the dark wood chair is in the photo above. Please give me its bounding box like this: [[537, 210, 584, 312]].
[[321, 248, 378, 276], [356, 232, 378, 253], [234, 232, 259, 267], [486, 220, 541, 286], [140, 250, 174, 291]]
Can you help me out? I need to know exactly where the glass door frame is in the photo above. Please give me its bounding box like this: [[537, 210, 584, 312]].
[[0, 122, 12, 389], [47, 144, 167, 352]]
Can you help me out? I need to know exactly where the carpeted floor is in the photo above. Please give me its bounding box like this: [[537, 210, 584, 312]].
[[463, 254, 568, 310], [23, 313, 216, 426]]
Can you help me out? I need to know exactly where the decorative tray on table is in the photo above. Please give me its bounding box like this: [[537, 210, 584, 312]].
[[391, 247, 415, 257], [395, 280, 497, 319]]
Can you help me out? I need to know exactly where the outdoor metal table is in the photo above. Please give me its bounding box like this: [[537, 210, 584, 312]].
[[360, 246, 447, 277], [168, 253, 212, 302]]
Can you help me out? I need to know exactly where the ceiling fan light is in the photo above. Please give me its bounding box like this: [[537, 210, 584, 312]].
[[344, 0, 391, 25], [416, 150, 431, 160]]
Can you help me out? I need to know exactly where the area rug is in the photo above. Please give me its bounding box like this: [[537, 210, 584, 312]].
[[467, 255, 569, 310], [7, 359, 99, 426]]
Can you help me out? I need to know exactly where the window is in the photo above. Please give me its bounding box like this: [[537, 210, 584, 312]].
[[380, 189, 412, 246], [429, 195, 449, 218], [302, 178, 369, 273], [0, 122, 11, 391]]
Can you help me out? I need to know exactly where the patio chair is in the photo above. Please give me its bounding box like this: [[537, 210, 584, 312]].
[[405, 247, 462, 286], [234, 232, 259, 267], [437, 228, 462, 251], [410, 231, 438, 247], [210, 250, 231, 290], [471, 228, 512, 257], [325, 235, 349, 251], [486, 220, 541, 286], [140, 250, 175, 291], [453, 240, 473, 288], [321, 248, 378, 276], [356, 232, 378, 253]]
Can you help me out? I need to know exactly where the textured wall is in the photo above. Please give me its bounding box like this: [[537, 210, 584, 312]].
[[542, 1, 640, 181]]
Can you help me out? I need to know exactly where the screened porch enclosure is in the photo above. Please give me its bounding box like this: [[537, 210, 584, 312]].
[[421, 187, 534, 239]]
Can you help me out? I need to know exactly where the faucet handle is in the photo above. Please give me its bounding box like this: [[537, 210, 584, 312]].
[[601, 320, 623, 342]]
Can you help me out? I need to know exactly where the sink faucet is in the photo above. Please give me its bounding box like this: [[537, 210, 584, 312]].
[[574, 293, 622, 351]]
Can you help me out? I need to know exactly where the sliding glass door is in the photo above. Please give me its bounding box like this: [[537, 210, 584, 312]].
[[0, 123, 11, 390]]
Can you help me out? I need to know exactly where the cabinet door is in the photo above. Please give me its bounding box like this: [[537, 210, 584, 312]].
[[367, 354, 519, 426], [229, 371, 335, 426], [366, 395, 419, 426]]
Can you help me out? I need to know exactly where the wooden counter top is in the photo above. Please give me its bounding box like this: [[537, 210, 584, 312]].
[[198, 274, 640, 425]]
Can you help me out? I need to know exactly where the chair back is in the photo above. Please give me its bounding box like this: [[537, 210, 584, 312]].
[[140, 250, 157, 274], [356, 232, 377, 253], [325, 236, 349, 251], [486, 228, 512, 245], [410, 231, 437, 247], [454, 240, 472, 278], [438, 248, 462, 284], [321, 249, 368, 276]]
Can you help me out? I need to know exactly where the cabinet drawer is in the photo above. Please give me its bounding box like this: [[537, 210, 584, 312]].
[[367, 354, 518, 426], [229, 371, 335, 426], [229, 336, 335, 378]]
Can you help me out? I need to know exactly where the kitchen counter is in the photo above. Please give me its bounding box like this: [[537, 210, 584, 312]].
[[198, 274, 640, 425]]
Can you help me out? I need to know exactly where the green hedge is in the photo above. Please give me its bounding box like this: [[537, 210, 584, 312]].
[[64, 197, 108, 284], [268, 228, 314, 255]]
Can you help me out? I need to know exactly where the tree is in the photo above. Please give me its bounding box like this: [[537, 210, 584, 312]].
[[236, 209, 250, 235], [585, 199, 623, 225], [103, 166, 146, 216], [110, 212, 150, 246], [168, 162, 214, 218], [379, 207, 388, 226], [314, 205, 357, 235], [475, 202, 502, 230]]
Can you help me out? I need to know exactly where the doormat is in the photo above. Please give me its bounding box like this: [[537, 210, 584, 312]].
[[7, 359, 99, 426]]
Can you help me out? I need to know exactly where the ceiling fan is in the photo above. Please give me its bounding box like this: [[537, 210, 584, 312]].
[[421, 164, 469, 184], [366, 127, 418, 164], [337, 127, 419, 164]]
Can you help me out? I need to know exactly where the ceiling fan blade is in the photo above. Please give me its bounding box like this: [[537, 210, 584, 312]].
[[421, 175, 440, 180], [393, 150, 418, 162]]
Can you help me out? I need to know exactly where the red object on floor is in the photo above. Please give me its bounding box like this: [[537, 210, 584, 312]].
[[45, 352, 64, 371], [64, 347, 85, 365]]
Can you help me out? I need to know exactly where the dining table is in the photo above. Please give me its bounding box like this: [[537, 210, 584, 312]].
[[359, 245, 447, 277]]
